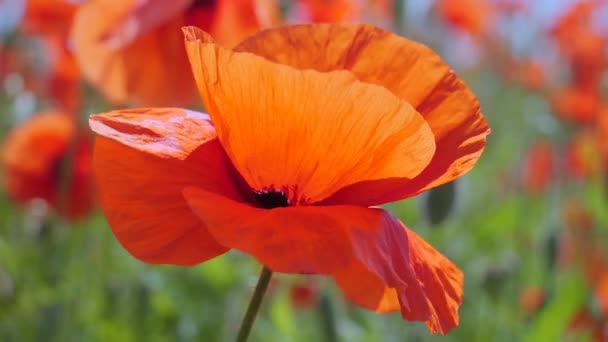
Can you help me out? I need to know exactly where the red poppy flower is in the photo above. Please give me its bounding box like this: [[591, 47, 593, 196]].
[[297, 0, 359, 22], [70, 0, 278, 107], [550, 86, 599, 124], [2, 112, 94, 219], [558, 201, 597, 268], [550, 0, 606, 53], [550, 0, 608, 90], [436, 0, 494, 36], [20, 0, 78, 37], [13, 0, 82, 112], [1, 36, 81, 113], [515, 60, 545, 91], [519, 286, 545, 315], [40, 36, 81, 113], [571, 257, 608, 341], [90, 23, 489, 334], [290, 278, 319, 309], [596, 106, 608, 165], [568, 32, 606, 89], [596, 273, 608, 317], [294, 0, 392, 23], [567, 309, 606, 341], [521, 140, 554, 193], [500, 57, 547, 91], [566, 130, 602, 179]]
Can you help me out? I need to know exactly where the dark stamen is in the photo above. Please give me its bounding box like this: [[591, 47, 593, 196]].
[[254, 189, 290, 209]]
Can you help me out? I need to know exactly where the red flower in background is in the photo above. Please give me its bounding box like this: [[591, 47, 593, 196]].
[[14, 0, 82, 113], [290, 278, 319, 310], [522, 140, 554, 193], [19, 0, 78, 37], [550, 86, 599, 124], [40, 36, 81, 113], [596, 273, 608, 317], [566, 130, 602, 179], [517, 60, 545, 91], [70, 0, 278, 107], [298, 0, 360, 22], [549, 0, 607, 127], [519, 286, 545, 315], [436, 0, 494, 36], [550, 0, 607, 70], [502, 59, 546, 91], [567, 309, 607, 342], [1, 112, 94, 220], [567, 32, 606, 88], [293, 0, 392, 23], [595, 106, 608, 167]]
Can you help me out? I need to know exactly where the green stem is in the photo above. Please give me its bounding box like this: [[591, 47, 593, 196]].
[[235, 266, 273, 342]]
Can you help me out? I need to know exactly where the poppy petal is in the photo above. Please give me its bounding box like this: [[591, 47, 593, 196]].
[[183, 26, 435, 205], [334, 226, 463, 334], [399, 227, 464, 334], [333, 261, 401, 313], [235, 23, 489, 205], [99, 0, 192, 48], [182, 188, 462, 333], [90, 107, 215, 160], [206, 0, 280, 47], [91, 108, 245, 265], [71, 1, 196, 106], [183, 187, 411, 280]]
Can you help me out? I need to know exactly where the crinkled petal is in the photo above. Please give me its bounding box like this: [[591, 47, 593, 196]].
[[89, 107, 215, 160], [334, 225, 464, 334], [91, 108, 246, 265], [183, 187, 412, 281], [183, 26, 435, 205], [333, 261, 401, 313], [71, 1, 196, 106], [182, 187, 462, 333], [236, 23, 489, 205]]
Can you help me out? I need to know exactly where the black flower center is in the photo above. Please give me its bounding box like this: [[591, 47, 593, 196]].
[[254, 189, 290, 209]]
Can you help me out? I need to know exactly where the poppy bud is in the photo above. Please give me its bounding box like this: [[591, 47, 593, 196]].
[[520, 286, 546, 317], [482, 266, 511, 298], [289, 279, 319, 310], [422, 181, 457, 226], [545, 232, 559, 270]]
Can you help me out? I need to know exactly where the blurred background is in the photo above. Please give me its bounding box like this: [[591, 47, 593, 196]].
[[1, 0, 608, 341]]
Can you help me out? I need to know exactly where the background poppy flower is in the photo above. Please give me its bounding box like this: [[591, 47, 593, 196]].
[[519, 286, 546, 315], [289, 278, 319, 310], [40, 36, 81, 113], [436, 0, 494, 36], [566, 130, 602, 179], [297, 0, 360, 22], [514, 60, 545, 91], [11, 0, 82, 114], [90, 23, 489, 334], [521, 140, 554, 193], [550, 86, 599, 124], [19, 0, 78, 37], [1, 112, 94, 220], [70, 0, 278, 107]]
